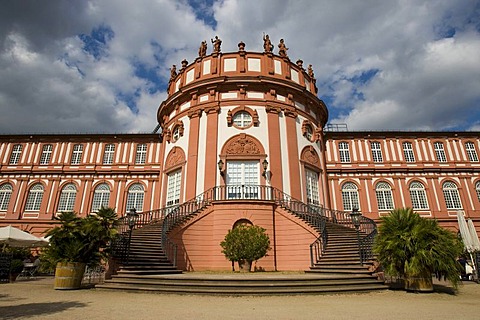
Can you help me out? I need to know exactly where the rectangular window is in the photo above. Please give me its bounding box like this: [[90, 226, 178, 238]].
[[402, 142, 415, 162], [306, 169, 320, 205], [166, 169, 182, 206], [103, 144, 115, 165], [135, 144, 147, 164], [434, 142, 447, 162], [39, 144, 53, 165], [465, 142, 479, 162], [9, 144, 22, 165], [371, 142, 383, 163], [71, 144, 83, 165], [338, 142, 351, 163], [226, 161, 259, 199]]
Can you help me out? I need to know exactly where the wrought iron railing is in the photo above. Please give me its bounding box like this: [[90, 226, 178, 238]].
[[113, 184, 377, 268]]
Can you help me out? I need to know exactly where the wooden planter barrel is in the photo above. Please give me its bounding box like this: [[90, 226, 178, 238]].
[[405, 274, 433, 292], [54, 262, 86, 290]]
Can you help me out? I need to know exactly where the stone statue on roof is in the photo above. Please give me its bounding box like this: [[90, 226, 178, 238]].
[[307, 64, 315, 79], [263, 33, 273, 53], [211, 36, 222, 54], [169, 65, 177, 82], [198, 40, 207, 58], [278, 39, 288, 58]]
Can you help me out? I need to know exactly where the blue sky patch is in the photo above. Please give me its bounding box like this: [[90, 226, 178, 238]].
[[187, 0, 217, 28], [79, 25, 115, 60]]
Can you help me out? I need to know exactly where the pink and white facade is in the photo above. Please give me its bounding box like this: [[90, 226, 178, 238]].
[[1, 42, 479, 271]]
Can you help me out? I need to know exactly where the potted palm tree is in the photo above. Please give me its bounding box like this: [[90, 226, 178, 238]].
[[43, 208, 119, 289], [374, 208, 462, 291], [220, 224, 270, 272]]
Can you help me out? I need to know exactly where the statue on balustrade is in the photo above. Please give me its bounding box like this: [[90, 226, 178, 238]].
[[198, 40, 207, 58], [263, 33, 273, 53], [278, 39, 288, 58], [211, 36, 222, 54], [169, 65, 177, 82]]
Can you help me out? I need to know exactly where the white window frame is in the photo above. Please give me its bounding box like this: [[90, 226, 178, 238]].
[[375, 182, 394, 211], [341, 182, 359, 211], [166, 169, 182, 206], [135, 144, 147, 165], [91, 183, 111, 212], [409, 181, 429, 210], [103, 144, 115, 165], [339, 142, 351, 163], [226, 161, 259, 199], [442, 181, 462, 210], [0, 184, 13, 211], [25, 184, 44, 211], [476, 181, 480, 203], [371, 142, 383, 163], [403, 142, 415, 162], [465, 142, 479, 162], [305, 169, 320, 205], [71, 144, 83, 165], [9, 144, 22, 165], [434, 142, 447, 162], [126, 183, 144, 212], [58, 183, 77, 212], [232, 111, 252, 128], [40, 144, 53, 165]]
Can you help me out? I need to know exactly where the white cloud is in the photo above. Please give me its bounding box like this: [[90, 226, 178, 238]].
[[0, 0, 478, 133]]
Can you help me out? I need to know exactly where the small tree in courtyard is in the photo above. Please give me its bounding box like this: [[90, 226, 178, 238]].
[[220, 225, 271, 272]]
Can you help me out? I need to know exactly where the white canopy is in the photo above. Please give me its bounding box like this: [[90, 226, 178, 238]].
[[0, 225, 49, 248], [457, 211, 474, 253], [467, 218, 480, 252]]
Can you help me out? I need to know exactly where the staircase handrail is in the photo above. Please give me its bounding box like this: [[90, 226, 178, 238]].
[[115, 185, 377, 267]]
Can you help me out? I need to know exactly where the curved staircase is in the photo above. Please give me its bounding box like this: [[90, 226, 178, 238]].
[[98, 186, 387, 294]]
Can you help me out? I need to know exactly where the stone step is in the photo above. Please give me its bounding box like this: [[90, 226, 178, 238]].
[[97, 274, 387, 295]]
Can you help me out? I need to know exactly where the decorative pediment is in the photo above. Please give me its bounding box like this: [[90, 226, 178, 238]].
[[223, 133, 264, 155], [165, 147, 186, 171], [301, 146, 320, 168]]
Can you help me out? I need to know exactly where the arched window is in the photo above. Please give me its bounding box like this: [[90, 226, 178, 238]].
[[0, 184, 13, 211], [58, 183, 77, 212], [91, 183, 111, 212], [375, 182, 394, 211], [25, 184, 44, 211], [476, 181, 480, 203], [341, 182, 359, 211], [409, 181, 429, 210], [442, 181, 462, 210], [126, 183, 144, 212]]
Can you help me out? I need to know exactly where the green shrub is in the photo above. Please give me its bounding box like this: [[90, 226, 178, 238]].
[[43, 208, 119, 267], [374, 208, 463, 288], [220, 225, 270, 264], [10, 259, 24, 274]]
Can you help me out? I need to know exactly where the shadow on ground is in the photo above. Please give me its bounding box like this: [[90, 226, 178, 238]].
[[0, 301, 87, 319]]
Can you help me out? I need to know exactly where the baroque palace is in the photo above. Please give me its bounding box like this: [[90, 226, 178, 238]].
[[1, 37, 479, 271]]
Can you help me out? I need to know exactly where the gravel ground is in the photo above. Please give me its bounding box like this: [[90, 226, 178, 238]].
[[1, 277, 479, 320]]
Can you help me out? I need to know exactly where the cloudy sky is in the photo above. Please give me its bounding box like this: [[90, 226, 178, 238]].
[[0, 0, 479, 134]]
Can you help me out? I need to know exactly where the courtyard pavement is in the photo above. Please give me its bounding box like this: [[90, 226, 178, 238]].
[[1, 276, 479, 320]]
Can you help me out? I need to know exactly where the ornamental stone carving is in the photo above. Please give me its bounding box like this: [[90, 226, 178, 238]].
[[224, 134, 262, 155], [165, 147, 186, 171], [301, 146, 320, 167]]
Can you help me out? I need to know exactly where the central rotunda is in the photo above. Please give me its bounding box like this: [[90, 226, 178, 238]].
[[155, 36, 331, 271]]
